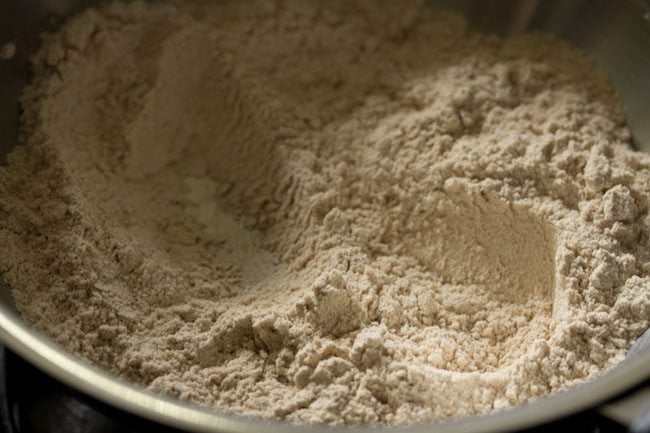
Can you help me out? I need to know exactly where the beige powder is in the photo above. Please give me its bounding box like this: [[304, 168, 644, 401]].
[[0, 42, 15, 60], [1, 0, 649, 426]]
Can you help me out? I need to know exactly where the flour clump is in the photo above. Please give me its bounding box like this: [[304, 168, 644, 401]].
[[0, 0, 649, 426]]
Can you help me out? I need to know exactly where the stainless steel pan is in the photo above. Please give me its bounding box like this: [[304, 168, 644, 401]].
[[0, 1, 649, 432]]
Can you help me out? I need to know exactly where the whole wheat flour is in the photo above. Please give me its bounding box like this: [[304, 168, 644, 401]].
[[0, 0, 649, 426]]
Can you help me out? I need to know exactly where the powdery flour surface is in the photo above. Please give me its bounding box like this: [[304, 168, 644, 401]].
[[1, 0, 649, 425]]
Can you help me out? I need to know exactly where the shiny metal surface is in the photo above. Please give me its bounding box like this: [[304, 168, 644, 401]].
[[0, 1, 649, 432]]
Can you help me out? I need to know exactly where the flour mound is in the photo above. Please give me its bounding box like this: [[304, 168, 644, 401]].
[[1, 0, 649, 426]]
